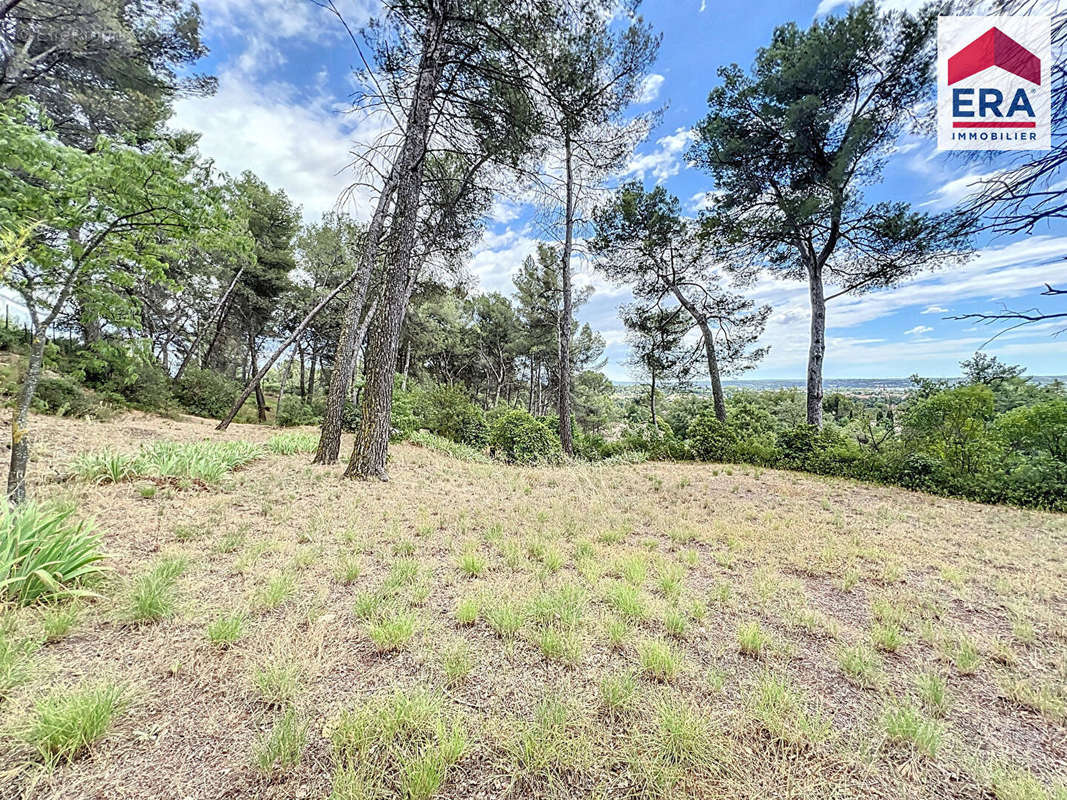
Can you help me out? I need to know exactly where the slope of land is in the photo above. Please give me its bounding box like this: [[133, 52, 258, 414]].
[[3, 412, 1066, 799]]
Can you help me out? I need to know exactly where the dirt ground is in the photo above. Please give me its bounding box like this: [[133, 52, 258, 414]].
[[2, 411, 1065, 800]]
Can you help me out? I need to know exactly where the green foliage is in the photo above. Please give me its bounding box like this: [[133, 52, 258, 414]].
[[488, 409, 562, 464], [254, 708, 308, 773], [416, 384, 488, 447], [71, 440, 264, 484], [0, 502, 107, 606], [687, 412, 740, 462], [276, 397, 319, 427], [904, 384, 997, 474], [267, 432, 318, 455], [21, 682, 126, 765], [408, 431, 492, 464], [32, 376, 105, 419], [173, 367, 241, 419]]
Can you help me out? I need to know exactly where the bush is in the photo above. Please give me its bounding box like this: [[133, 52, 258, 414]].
[[33, 376, 99, 418], [120, 359, 176, 413], [391, 386, 419, 440], [0, 502, 108, 606], [688, 413, 740, 462], [417, 385, 488, 447], [903, 384, 997, 474], [340, 400, 360, 433], [276, 397, 319, 427], [488, 409, 562, 464], [173, 367, 241, 419]]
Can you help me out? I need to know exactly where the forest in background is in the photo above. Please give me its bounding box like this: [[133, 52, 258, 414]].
[[0, 0, 1065, 510]]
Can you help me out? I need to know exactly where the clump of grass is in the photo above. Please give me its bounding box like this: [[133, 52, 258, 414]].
[[485, 602, 524, 640], [0, 502, 107, 606], [882, 705, 941, 758], [663, 608, 687, 639], [21, 682, 126, 764], [872, 622, 904, 653], [600, 671, 636, 715], [606, 582, 647, 620], [353, 591, 384, 621], [533, 627, 583, 665], [71, 440, 264, 484], [529, 582, 585, 629], [454, 596, 479, 626], [952, 636, 981, 675], [637, 638, 682, 682], [605, 617, 629, 650], [914, 672, 949, 717], [839, 644, 881, 689], [1002, 678, 1066, 722], [648, 692, 714, 768], [207, 613, 244, 648], [256, 573, 296, 610], [0, 628, 36, 698], [407, 430, 491, 464], [737, 621, 768, 658], [126, 557, 186, 623], [985, 763, 1065, 800], [368, 610, 417, 652], [252, 658, 302, 706], [751, 672, 831, 747], [335, 554, 361, 584], [384, 558, 419, 591], [441, 642, 473, 686], [254, 707, 308, 774], [40, 604, 79, 642], [266, 432, 318, 455], [330, 688, 466, 800], [457, 551, 487, 578]]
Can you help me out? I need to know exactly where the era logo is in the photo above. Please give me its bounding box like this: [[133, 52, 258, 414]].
[[938, 16, 1051, 151]]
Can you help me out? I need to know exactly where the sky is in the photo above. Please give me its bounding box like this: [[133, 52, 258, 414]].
[[171, 0, 1067, 381]]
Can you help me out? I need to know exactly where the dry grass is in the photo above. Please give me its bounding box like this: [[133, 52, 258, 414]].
[[1, 410, 1065, 799]]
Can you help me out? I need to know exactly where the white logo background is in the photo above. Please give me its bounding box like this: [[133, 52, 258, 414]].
[[938, 15, 1051, 151]]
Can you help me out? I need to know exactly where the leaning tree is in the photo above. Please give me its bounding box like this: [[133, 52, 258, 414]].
[[688, 0, 968, 426]]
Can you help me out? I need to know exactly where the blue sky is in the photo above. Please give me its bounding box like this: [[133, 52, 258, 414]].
[[172, 0, 1067, 380]]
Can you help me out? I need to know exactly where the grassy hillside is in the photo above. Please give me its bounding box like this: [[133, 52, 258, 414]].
[[2, 413, 1066, 799]]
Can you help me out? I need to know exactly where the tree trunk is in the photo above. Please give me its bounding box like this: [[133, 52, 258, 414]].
[[670, 285, 726, 422], [314, 177, 397, 466], [557, 134, 575, 456], [649, 368, 657, 428], [7, 334, 46, 503], [806, 268, 826, 426], [273, 356, 294, 428], [176, 267, 244, 381], [401, 340, 411, 391], [200, 290, 237, 370], [345, 6, 447, 480], [307, 351, 317, 399]]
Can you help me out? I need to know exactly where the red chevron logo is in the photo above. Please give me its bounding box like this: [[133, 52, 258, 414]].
[[948, 27, 1041, 85]]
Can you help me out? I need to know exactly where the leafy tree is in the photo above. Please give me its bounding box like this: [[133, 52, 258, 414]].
[[621, 304, 692, 428], [688, 1, 967, 426], [903, 384, 996, 474], [0, 101, 246, 501], [592, 181, 769, 421], [0, 0, 215, 146], [961, 352, 1026, 387], [996, 400, 1067, 463], [530, 0, 659, 455]]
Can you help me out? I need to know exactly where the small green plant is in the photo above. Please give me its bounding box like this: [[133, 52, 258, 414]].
[[252, 659, 302, 706], [599, 671, 636, 714], [353, 591, 384, 621], [335, 554, 361, 584], [21, 682, 126, 764], [533, 627, 582, 665], [738, 621, 768, 658], [441, 642, 473, 686], [953, 636, 981, 675], [266, 431, 318, 455], [664, 608, 687, 639], [457, 551, 487, 578], [0, 629, 36, 697], [254, 707, 308, 772], [882, 705, 941, 757], [872, 622, 903, 653], [207, 613, 244, 648], [454, 596, 479, 626], [369, 610, 416, 652], [607, 582, 647, 620], [257, 573, 296, 610], [72, 440, 264, 484], [0, 502, 108, 606], [484, 603, 524, 639], [126, 557, 185, 623], [650, 692, 711, 767], [605, 617, 629, 649], [637, 638, 682, 682], [914, 672, 949, 717], [751, 672, 831, 747], [40, 604, 79, 642], [839, 644, 881, 689], [985, 763, 1065, 800]]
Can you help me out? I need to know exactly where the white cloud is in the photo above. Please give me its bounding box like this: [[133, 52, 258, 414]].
[[172, 71, 387, 220], [921, 305, 948, 314], [636, 74, 665, 104], [922, 171, 999, 210], [623, 127, 694, 183], [904, 325, 933, 336]]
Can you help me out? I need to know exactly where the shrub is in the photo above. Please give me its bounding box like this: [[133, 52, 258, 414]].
[[173, 367, 241, 419], [903, 384, 997, 474], [276, 397, 319, 427], [688, 413, 740, 462], [0, 503, 107, 606], [391, 386, 419, 439], [417, 384, 488, 447], [488, 409, 562, 465], [32, 376, 99, 418], [340, 400, 360, 433]]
